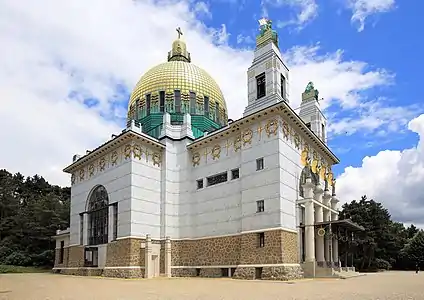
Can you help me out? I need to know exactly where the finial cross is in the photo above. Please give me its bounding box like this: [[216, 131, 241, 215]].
[[176, 27, 183, 39]]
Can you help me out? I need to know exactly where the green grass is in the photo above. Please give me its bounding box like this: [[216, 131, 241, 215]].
[[0, 265, 51, 274]]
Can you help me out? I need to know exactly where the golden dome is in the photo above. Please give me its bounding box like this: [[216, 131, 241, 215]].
[[128, 31, 228, 125]]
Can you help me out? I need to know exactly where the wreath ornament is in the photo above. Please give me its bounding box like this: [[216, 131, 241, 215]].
[[243, 129, 253, 145], [211, 145, 221, 160], [317, 228, 326, 237], [124, 144, 132, 159], [265, 119, 278, 137], [192, 152, 201, 166], [133, 144, 142, 160], [152, 152, 162, 167], [234, 137, 242, 152]]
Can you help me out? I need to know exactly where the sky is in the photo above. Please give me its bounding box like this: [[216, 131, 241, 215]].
[[1, 0, 423, 227]]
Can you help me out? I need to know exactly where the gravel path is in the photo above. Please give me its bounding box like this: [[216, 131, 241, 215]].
[[1, 271, 423, 300]]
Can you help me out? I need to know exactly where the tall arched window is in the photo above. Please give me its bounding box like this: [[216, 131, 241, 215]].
[[87, 185, 109, 245]]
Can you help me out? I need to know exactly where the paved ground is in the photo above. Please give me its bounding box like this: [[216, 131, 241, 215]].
[[1, 271, 424, 300]]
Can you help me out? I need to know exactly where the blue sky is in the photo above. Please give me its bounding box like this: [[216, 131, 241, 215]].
[[1, 0, 424, 225]]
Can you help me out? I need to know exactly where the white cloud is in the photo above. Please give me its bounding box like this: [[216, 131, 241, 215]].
[[0, 0, 393, 187], [193, 1, 212, 18], [347, 0, 396, 32], [337, 114, 424, 225], [263, 0, 318, 28]]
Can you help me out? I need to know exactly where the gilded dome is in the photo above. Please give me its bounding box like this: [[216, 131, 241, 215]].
[[127, 35, 227, 125]]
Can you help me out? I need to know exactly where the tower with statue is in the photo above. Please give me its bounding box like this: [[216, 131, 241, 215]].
[[52, 18, 362, 280]]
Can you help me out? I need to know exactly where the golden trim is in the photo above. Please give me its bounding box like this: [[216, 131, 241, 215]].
[[294, 133, 300, 149], [111, 151, 118, 166], [300, 149, 308, 166], [133, 145, 142, 160], [124, 144, 132, 159], [88, 164, 95, 177]]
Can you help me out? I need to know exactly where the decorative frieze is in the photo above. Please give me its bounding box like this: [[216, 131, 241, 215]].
[[191, 117, 329, 170], [71, 142, 163, 186]]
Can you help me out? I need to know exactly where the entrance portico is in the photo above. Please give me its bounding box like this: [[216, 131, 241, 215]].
[[298, 169, 364, 277]]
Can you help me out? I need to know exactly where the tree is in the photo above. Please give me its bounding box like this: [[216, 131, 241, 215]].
[[0, 169, 70, 267]]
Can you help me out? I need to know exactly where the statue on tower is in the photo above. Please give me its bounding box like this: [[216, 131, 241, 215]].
[[302, 81, 319, 101], [256, 18, 279, 48]]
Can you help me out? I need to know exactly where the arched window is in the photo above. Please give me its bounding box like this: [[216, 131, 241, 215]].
[[87, 185, 109, 245]]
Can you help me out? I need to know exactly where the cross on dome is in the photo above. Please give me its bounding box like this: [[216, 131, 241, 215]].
[[176, 27, 183, 39]]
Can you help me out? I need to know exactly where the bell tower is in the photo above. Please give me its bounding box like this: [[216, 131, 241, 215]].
[[299, 82, 327, 143], [243, 18, 290, 117]]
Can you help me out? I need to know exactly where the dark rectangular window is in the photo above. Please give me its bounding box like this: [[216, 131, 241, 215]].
[[258, 233, 265, 248], [231, 168, 239, 180], [256, 158, 264, 171], [159, 91, 165, 113], [280, 74, 286, 99], [197, 179, 204, 189], [59, 241, 64, 264], [204, 96, 209, 117], [190, 92, 196, 114], [207, 172, 227, 186], [146, 94, 151, 116], [84, 247, 99, 267], [80, 213, 84, 245], [257, 200, 264, 213], [215, 103, 220, 124], [113, 203, 118, 241], [174, 90, 181, 113], [256, 73, 266, 99]]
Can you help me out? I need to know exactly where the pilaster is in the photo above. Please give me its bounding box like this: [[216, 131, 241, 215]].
[[314, 184, 325, 263], [144, 234, 152, 278], [302, 178, 315, 263], [164, 236, 172, 278]]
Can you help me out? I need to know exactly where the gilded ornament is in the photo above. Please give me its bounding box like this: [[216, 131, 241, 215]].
[[111, 151, 118, 166], [243, 129, 253, 145], [265, 61, 272, 69], [326, 171, 334, 186], [133, 144, 142, 160], [317, 228, 326, 237], [257, 125, 264, 140], [145, 148, 150, 162], [265, 119, 278, 137], [203, 148, 209, 162], [99, 157, 106, 171], [316, 163, 321, 175], [294, 134, 300, 149], [320, 165, 327, 180], [88, 164, 95, 177], [233, 137, 241, 152], [79, 169, 85, 181], [300, 149, 308, 166], [192, 152, 201, 166], [211, 145, 221, 160], [71, 174, 75, 185], [282, 122, 290, 139], [124, 144, 132, 159], [152, 152, 162, 167], [311, 159, 318, 174]]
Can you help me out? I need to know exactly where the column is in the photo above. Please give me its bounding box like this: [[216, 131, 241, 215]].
[[323, 190, 332, 264], [303, 178, 315, 262], [314, 185, 325, 264], [83, 213, 89, 245], [164, 236, 172, 278], [145, 234, 152, 278], [331, 211, 339, 265]]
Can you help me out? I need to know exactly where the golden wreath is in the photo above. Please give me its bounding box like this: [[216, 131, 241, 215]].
[[192, 152, 201, 166], [111, 151, 118, 165], [124, 144, 132, 159], [234, 137, 242, 152], [152, 153, 161, 167], [88, 164, 95, 176], [265, 119, 278, 137], [133, 145, 142, 160], [317, 228, 326, 237], [243, 129, 253, 145]]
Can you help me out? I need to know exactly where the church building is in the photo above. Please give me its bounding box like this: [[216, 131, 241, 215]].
[[53, 19, 360, 280]]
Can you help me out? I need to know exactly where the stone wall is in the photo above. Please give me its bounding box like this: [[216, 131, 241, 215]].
[[171, 230, 298, 267], [54, 248, 69, 268], [103, 268, 144, 278], [60, 268, 103, 276], [171, 268, 198, 277], [67, 246, 84, 267], [172, 235, 241, 266], [105, 238, 145, 267]]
